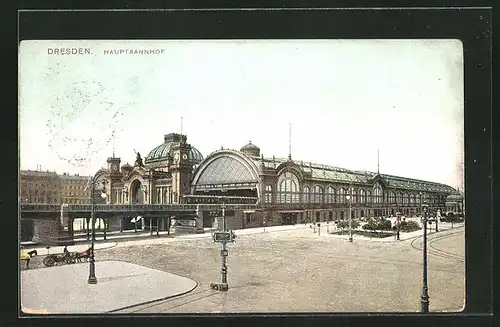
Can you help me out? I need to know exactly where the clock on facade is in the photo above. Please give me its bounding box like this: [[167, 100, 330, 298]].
[[112, 164, 118, 172], [182, 154, 188, 160]]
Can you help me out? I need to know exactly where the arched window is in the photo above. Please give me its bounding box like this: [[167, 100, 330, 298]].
[[403, 193, 408, 204], [410, 194, 416, 204], [373, 186, 383, 204], [265, 184, 273, 203], [326, 186, 336, 203], [352, 189, 358, 203], [367, 190, 372, 203], [389, 191, 395, 204], [338, 188, 346, 203], [303, 186, 310, 203], [398, 192, 404, 204], [312, 185, 323, 204], [359, 189, 366, 203], [277, 172, 300, 204]]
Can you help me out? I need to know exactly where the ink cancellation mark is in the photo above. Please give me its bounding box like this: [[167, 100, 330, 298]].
[[47, 48, 92, 55]]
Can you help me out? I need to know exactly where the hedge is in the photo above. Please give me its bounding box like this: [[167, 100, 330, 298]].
[[336, 220, 360, 230], [400, 220, 421, 232], [362, 219, 392, 231]]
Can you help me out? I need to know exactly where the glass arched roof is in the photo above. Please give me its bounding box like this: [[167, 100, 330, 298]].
[[197, 156, 257, 185]]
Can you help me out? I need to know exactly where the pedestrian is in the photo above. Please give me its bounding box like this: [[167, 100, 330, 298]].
[[395, 212, 402, 240]]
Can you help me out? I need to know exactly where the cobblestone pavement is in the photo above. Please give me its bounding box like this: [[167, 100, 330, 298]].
[[23, 225, 465, 313]]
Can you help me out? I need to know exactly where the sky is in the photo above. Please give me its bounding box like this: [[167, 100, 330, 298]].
[[19, 39, 464, 190]]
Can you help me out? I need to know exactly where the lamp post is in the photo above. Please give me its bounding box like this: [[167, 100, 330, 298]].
[[420, 200, 430, 312], [221, 203, 227, 285], [88, 178, 107, 285], [209, 195, 236, 292], [346, 193, 353, 242], [435, 209, 440, 232]]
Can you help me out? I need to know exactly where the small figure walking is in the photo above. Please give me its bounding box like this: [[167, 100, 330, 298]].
[[395, 212, 402, 240]]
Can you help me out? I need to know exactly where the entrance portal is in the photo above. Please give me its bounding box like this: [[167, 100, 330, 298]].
[[131, 180, 145, 204]]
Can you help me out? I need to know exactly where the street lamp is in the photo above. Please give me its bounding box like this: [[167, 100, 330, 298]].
[[88, 178, 107, 285], [420, 200, 430, 312], [435, 209, 440, 232], [345, 193, 353, 242], [210, 196, 236, 292]]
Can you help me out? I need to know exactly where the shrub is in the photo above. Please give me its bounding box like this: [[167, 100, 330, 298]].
[[362, 220, 377, 231], [400, 220, 421, 232], [377, 219, 392, 231], [336, 220, 359, 230], [363, 219, 392, 231]]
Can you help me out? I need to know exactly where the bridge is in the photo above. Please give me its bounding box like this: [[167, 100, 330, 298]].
[[20, 203, 258, 219]]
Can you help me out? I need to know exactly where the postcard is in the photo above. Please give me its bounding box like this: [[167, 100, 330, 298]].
[[19, 39, 465, 314]]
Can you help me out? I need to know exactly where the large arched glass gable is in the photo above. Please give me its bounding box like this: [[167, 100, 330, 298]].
[[277, 171, 300, 204]]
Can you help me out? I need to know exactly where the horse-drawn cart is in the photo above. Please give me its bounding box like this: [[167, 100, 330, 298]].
[[42, 246, 90, 267]]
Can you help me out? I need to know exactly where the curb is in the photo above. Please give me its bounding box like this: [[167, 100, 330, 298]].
[[106, 281, 198, 313], [101, 259, 199, 313]]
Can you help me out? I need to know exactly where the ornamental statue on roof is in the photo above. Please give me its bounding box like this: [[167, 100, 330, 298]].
[[134, 150, 144, 167]]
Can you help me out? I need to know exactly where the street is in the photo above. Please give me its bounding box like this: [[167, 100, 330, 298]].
[[22, 223, 464, 313]]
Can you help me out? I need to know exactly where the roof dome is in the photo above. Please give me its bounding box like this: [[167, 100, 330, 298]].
[[145, 133, 204, 165], [240, 141, 260, 157], [121, 163, 133, 170]]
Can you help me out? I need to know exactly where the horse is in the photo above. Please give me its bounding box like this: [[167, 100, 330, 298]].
[[74, 248, 91, 263], [20, 250, 37, 269]]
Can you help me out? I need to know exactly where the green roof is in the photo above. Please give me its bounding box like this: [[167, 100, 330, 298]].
[[145, 134, 203, 165], [246, 154, 456, 193]]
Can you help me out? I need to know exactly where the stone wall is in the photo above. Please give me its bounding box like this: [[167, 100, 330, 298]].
[[33, 218, 74, 245]]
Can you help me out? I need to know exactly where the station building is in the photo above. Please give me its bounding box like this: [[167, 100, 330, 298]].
[[96, 132, 463, 230]]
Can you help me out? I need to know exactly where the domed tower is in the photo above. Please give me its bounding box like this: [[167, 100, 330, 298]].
[[144, 133, 204, 204], [240, 141, 261, 157]]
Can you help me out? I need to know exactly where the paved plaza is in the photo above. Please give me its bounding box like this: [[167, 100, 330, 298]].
[[21, 261, 197, 314], [21, 222, 465, 314]]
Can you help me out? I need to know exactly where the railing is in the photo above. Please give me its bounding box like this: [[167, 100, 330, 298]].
[[20, 204, 61, 211], [20, 203, 257, 212]]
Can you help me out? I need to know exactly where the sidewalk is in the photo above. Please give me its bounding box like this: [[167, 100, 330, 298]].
[[21, 224, 312, 253], [21, 260, 197, 314]]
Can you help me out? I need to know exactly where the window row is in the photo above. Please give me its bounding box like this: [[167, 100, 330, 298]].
[[264, 183, 444, 205]]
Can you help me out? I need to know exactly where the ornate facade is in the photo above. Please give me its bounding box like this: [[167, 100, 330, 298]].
[[98, 133, 463, 229], [97, 133, 204, 206]]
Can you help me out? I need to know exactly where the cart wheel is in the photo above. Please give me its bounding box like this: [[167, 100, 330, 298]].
[[44, 256, 55, 267]]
